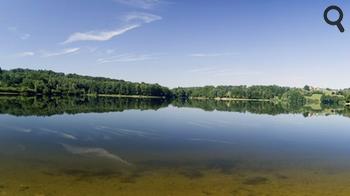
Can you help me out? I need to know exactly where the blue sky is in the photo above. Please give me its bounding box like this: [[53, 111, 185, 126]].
[[0, 0, 349, 88]]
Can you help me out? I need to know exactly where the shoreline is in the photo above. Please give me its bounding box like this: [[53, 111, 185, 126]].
[[0, 92, 166, 99], [0, 92, 270, 101], [190, 97, 272, 102], [0, 92, 348, 106], [0, 92, 21, 95], [87, 94, 166, 99]]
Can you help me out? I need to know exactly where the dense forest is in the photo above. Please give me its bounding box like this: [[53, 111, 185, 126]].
[[172, 85, 308, 107], [0, 68, 172, 97], [172, 85, 290, 100], [1, 68, 350, 107], [173, 85, 350, 107]]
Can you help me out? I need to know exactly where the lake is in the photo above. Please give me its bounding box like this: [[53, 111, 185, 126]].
[[1, 96, 350, 195]]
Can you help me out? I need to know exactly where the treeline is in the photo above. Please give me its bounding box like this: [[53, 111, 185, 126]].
[[172, 85, 308, 107], [319, 89, 350, 106], [0, 68, 172, 97], [1, 68, 350, 107], [172, 85, 290, 99], [172, 85, 350, 107]]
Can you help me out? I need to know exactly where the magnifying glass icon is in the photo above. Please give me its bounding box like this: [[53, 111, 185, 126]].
[[324, 5, 345, 33]]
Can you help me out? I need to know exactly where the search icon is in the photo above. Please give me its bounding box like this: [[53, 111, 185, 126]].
[[324, 5, 345, 33]]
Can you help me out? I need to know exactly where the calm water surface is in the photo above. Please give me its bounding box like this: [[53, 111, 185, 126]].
[[1, 97, 350, 195]]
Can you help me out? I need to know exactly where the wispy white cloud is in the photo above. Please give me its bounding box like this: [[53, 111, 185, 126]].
[[7, 26, 31, 40], [41, 48, 80, 57], [97, 53, 158, 64], [12, 48, 80, 58], [114, 0, 161, 9], [63, 12, 161, 44], [189, 52, 239, 57], [62, 25, 140, 44], [124, 12, 162, 23], [15, 51, 35, 57]]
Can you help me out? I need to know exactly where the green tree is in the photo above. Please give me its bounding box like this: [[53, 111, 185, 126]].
[[282, 90, 306, 107], [303, 85, 310, 91]]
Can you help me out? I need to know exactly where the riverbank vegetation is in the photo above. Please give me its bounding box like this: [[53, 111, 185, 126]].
[[0, 68, 172, 98], [1, 68, 350, 108], [173, 85, 350, 107]]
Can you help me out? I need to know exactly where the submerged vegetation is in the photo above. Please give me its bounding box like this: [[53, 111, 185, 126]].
[[1, 68, 350, 108]]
